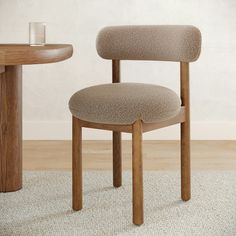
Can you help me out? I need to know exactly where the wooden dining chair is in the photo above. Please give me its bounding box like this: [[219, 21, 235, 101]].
[[69, 25, 201, 225]]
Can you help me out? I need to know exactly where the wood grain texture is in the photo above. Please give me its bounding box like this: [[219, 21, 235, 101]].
[[112, 60, 122, 187], [0, 65, 22, 192], [72, 116, 82, 210], [180, 62, 191, 201], [0, 66, 5, 74], [23, 140, 236, 171], [0, 43, 72, 192], [112, 60, 120, 83], [113, 131, 122, 187], [78, 118, 133, 133], [132, 120, 144, 225], [0, 44, 73, 65]]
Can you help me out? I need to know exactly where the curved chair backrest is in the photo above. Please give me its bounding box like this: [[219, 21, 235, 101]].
[[96, 25, 201, 62]]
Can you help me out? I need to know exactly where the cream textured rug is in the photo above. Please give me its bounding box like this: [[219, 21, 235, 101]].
[[0, 171, 236, 236]]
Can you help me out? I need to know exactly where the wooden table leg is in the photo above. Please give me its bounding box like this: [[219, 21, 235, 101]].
[[0, 65, 22, 192]]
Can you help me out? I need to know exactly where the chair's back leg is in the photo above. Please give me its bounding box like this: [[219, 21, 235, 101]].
[[132, 120, 144, 225], [112, 60, 122, 187], [180, 62, 191, 201], [113, 132, 122, 187], [72, 116, 83, 210]]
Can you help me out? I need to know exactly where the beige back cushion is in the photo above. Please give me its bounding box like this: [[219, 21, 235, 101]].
[[96, 25, 201, 62]]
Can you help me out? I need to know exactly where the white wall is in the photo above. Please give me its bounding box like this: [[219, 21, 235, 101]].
[[0, 0, 236, 140]]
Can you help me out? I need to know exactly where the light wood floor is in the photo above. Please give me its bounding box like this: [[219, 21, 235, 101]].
[[23, 141, 236, 170]]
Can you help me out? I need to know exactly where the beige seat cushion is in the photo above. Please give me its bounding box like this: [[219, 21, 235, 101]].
[[69, 83, 181, 125]]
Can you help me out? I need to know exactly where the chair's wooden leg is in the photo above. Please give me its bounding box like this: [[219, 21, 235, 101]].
[[181, 121, 191, 201], [113, 131, 122, 187], [180, 62, 191, 201], [132, 120, 144, 225], [72, 116, 82, 210]]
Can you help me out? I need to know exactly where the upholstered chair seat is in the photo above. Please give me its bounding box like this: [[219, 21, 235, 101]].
[[69, 83, 181, 125]]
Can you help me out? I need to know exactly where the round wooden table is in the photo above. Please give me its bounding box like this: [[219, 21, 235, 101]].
[[0, 44, 73, 192]]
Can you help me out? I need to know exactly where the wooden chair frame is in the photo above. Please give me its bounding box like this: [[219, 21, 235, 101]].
[[72, 60, 190, 225]]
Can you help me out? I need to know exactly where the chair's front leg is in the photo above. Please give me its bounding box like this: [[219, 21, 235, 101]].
[[180, 62, 191, 202], [72, 116, 83, 210], [113, 131, 122, 187], [132, 120, 144, 225]]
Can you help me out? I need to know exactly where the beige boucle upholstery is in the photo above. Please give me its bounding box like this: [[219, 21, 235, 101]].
[[69, 83, 181, 125], [96, 25, 201, 62]]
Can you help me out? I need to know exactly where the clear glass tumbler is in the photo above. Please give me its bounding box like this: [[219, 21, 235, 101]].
[[29, 22, 46, 46]]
